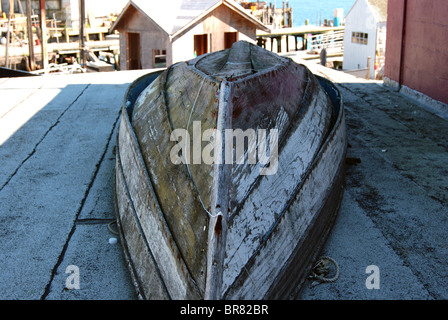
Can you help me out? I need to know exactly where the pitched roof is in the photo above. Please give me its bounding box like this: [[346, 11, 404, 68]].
[[345, 0, 388, 23], [367, 0, 388, 22], [111, 0, 269, 37]]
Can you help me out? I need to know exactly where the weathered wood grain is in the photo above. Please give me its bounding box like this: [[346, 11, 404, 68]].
[[222, 75, 336, 296], [224, 103, 346, 299], [117, 108, 203, 299], [115, 148, 169, 299]]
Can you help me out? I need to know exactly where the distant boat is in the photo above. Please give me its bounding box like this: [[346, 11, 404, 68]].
[[114, 41, 347, 299]]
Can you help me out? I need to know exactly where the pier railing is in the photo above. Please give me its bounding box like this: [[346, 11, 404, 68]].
[[309, 30, 344, 53]]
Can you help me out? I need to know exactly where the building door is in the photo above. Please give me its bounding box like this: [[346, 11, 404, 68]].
[[194, 34, 208, 57], [127, 32, 141, 70], [224, 32, 238, 49]]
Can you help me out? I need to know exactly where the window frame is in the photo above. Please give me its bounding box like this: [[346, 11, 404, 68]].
[[351, 31, 369, 45]]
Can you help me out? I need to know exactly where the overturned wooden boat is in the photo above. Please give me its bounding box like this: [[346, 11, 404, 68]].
[[114, 41, 347, 300]]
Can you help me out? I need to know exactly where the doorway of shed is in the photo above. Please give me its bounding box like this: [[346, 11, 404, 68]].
[[194, 34, 209, 57], [224, 32, 238, 49], [127, 32, 141, 70]]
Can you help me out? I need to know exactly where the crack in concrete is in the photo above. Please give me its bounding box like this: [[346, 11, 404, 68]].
[[0, 86, 43, 120], [76, 218, 115, 225], [40, 110, 121, 300], [0, 84, 91, 193]]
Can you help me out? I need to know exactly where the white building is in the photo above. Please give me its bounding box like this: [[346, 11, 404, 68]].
[[343, 0, 388, 79]]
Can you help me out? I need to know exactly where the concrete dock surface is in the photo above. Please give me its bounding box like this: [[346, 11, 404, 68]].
[[0, 57, 447, 300]]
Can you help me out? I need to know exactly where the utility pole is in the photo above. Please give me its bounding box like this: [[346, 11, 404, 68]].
[[26, 0, 35, 71]]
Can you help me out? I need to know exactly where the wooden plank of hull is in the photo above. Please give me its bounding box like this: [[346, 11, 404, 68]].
[[131, 65, 215, 295], [115, 150, 169, 299], [221, 72, 335, 295], [116, 108, 202, 299], [224, 106, 347, 299]]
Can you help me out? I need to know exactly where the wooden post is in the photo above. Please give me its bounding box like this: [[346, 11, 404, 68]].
[[39, 0, 48, 72], [282, 1, 286, 27], [367, 56, 371, 79], [320, 48, 327, 66], [5, 0, 14, 68], [4, 13, 11, 68], [9, 0, 14, 16], [26, 0, 35, 71], [289, 7, 293, 27], [79, 0, 86, 66]]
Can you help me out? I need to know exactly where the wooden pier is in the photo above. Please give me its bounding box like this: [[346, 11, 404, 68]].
[[0, 39, 119, 71], [257, 25, 345, 53], [240, 1, 293, 29]]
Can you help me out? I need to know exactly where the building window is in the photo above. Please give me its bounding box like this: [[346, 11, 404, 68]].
[[352, 32, 368, 45], [152, 49, 166, 68]]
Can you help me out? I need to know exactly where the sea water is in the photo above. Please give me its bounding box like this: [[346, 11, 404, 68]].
[[277, 0, 356, 27]]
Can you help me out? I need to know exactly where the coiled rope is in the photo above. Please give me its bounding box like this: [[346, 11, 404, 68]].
[[108, 220, 119, 235], [309, 256, 339, 284]]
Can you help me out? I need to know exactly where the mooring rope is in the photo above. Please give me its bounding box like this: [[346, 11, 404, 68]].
[[107, 220, 119, 235], [309, 256, 339, 284]]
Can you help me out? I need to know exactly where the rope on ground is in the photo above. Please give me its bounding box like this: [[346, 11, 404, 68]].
[[309, 256, 339, 285], [108, 220, 119, 235]]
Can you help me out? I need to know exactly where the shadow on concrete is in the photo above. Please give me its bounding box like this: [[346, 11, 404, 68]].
[[0, 77, 137, 300]]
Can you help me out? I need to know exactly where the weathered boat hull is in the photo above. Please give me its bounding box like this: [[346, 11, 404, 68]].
[[114, 42, 347, 300]]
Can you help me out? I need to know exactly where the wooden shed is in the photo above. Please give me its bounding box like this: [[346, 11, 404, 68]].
[[110, 0, 270, 70]]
